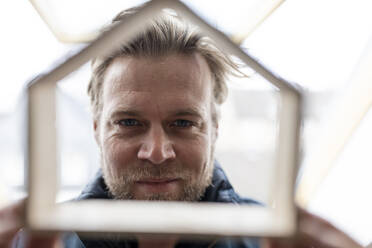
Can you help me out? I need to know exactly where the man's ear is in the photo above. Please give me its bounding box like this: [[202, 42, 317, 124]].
[[93, 119, 100, 146]]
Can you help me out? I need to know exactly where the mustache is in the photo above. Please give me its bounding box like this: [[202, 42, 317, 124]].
[[118, 162, 193, 182]]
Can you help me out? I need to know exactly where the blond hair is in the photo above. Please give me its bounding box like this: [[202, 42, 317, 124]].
[[88, 4, 239, 123]]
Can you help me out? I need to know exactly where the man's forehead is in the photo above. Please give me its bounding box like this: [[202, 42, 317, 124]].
[[102, 53, 213, 93], [107, 89, 204, 103]]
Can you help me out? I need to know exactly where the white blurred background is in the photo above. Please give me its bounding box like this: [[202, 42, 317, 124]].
[[0, 0, 371, 245]]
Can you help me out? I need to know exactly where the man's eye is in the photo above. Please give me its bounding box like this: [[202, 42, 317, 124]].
[[117, 119, 141, 127], [172, 119, 193, 128]]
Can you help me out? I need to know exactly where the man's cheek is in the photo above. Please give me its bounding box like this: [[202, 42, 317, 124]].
[[182, 145, 209, 174], [103, 141, 132, 169]]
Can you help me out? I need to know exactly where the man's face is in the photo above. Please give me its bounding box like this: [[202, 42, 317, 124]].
[[95, 53, 217, 201]]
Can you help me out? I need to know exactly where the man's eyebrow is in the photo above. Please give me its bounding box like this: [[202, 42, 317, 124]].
[[172, 108, 204, 118], [109, 110, 141, 118]]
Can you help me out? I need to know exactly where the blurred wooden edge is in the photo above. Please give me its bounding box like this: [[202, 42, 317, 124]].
[[230, 0, 285, 45], [29, 0, 284, 44], [25, 0, 302, 238], [0, 183, 9, 209], [295, 36, 372, 207], [29, 0, 99, 43], [28, 202, 295, 237]]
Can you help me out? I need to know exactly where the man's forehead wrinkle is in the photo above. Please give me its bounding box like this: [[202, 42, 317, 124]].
[[102, 91, 135, 120]]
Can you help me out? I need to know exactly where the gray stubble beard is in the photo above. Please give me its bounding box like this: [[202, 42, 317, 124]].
[[101, 151, 214, 202]]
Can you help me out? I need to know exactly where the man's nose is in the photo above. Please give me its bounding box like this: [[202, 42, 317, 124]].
[[137, 127, 176, 164]]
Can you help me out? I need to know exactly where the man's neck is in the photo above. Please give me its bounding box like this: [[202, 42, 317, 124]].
[[137, 236, 177, 248]]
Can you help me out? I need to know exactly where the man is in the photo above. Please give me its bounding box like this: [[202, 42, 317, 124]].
[[64, 5, 260, 247], [0, 3, 364, 248]]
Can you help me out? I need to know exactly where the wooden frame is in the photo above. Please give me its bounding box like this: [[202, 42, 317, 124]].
[[25, 0, 302, 237], [296, 36, 372, 207], [30, 0, 286, 43]]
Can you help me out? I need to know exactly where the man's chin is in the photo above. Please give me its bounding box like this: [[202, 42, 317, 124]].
[[108, 182, 207, 202], [111, 188, 201, 202], [133, 192, 182, 201]]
